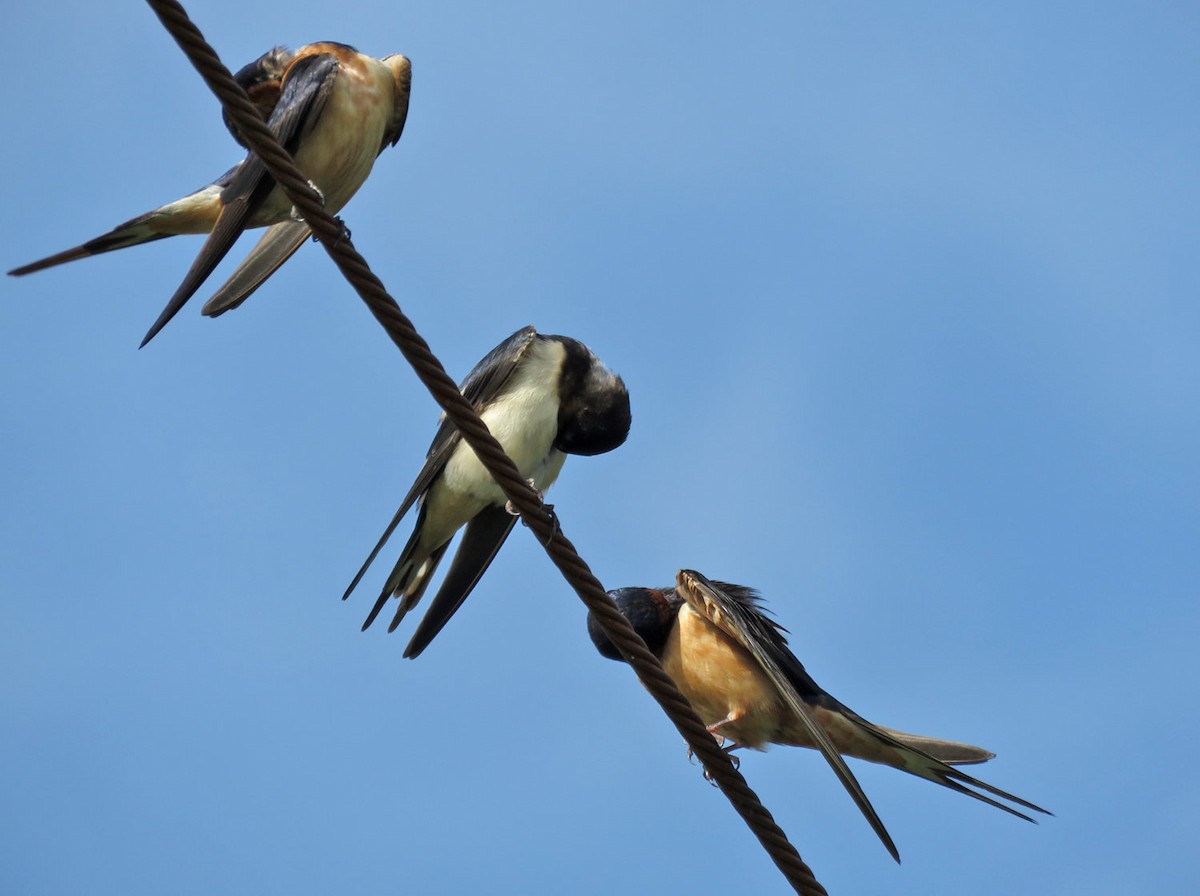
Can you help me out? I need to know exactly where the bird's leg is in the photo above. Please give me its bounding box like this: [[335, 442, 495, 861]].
[[692, 711, 751, 782], [706, 711, 743, 740]]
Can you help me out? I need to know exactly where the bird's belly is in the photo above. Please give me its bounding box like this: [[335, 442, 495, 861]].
[[420, 439, 563, 556]]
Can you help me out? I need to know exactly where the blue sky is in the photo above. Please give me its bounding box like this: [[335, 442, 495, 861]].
[[3, 2, 1197, 893]]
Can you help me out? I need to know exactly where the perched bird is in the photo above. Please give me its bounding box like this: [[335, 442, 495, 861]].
[[588, 569, 1049, 862], [8, 42, 412, 346], [347, 325, 631, 659]]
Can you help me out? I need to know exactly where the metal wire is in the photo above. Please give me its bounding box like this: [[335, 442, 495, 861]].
[[143, 2, 830, 893]]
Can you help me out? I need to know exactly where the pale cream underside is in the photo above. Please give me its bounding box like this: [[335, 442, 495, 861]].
[[417, 338, 569, 553], [662, 603, 922, 766], [253, 52, 396, 222], [147, 52, 397, 234]]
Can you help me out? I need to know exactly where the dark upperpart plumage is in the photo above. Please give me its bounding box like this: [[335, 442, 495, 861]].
[[346, 326, 631, 659], [588, 571, 1050, 863]]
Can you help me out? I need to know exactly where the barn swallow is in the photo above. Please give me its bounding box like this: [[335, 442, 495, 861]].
[[346, 325, 631, 658], [588, 570, 1049, 862], [9, 42, 412, 346]]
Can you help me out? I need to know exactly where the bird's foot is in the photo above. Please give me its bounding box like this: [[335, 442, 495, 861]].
[[306, 217, 352, 244], [687, 736, 739, 785], [505, 479, 544, 516], [532, 504, 558, 545], [687, 733, 727, 761], [544, 505, 559, 544], [700, 754, 740, 785], [294, 182, 330, 227]]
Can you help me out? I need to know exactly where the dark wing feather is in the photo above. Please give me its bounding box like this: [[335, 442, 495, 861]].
[[675, 570, 900, 863], [458, 325, 540, 405], [224, 46, 294, 147], [342, 327, 540, 602], [139, 53, 339, 347], [200, 220, 312, 316], [692, 578, 1049, 819], [403, 325, 540, 488], [402, 505, 519, 658]]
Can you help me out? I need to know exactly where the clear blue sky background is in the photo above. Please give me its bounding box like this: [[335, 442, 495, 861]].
[[3, 3, 1197, 893]]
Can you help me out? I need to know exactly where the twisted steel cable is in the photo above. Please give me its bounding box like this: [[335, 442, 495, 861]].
[[143, 2, 829, 892]]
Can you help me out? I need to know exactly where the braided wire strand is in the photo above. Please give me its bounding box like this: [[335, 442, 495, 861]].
[[143, 3, 829, 893]]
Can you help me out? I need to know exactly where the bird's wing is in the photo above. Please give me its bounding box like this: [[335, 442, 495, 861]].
[[200, 220, 311, 316], [223, 45, 295, 147], [676, 569, 900, 863], [139, 52, 340, 346], [342, 327, 540, 602], [401, 505, 519, 657]]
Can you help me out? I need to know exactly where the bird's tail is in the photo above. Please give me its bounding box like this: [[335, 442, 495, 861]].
[[9, 214, 173, 275], [356, 509, 449, 633], [848, 710, 1051, 821], [872, 724, 995, 765], [9, 185, 224, 276]]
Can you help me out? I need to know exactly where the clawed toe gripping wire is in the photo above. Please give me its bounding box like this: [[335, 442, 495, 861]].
[[143, 2, 828, 893]]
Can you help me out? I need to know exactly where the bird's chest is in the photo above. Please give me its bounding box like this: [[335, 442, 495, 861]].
[[662, 608, 782, 749], [441, 386, 564, 504], [259, 64, 391, 220]]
